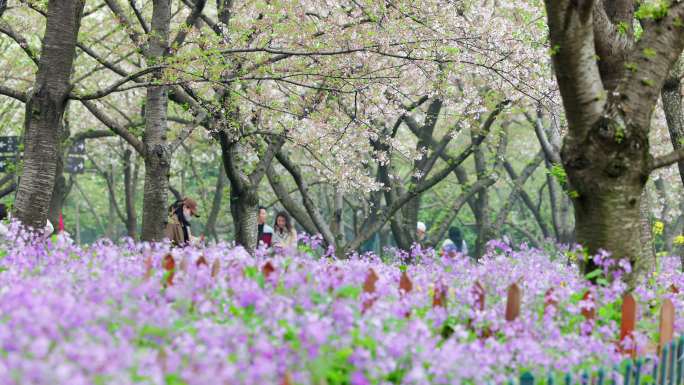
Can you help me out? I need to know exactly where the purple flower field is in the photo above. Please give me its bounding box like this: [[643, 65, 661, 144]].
[[0, 227, 682, 385]]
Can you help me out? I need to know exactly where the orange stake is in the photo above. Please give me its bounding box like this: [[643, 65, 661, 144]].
[[658, 298, 675, 355], [399, 271, 413, 294], [505, 283, 521, 322]]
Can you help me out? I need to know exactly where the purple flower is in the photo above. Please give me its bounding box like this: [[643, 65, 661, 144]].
[[350, 371, 370, 385]]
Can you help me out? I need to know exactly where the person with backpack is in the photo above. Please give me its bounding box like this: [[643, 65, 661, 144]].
[[165, 197, 200, 247]]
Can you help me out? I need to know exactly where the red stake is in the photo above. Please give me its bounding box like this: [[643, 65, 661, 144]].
[[162, 254, 175, 286], [579, 290, 595, 337], [196, 255, 208, 268], [262, 261, 275, 279], [433, 282, 447, 309], [581, 291, 595, 320], [544, 288, 557, 314], [618, 293, 637, 357], [399, 271, 413, 294], [472, 281, 485, 311], [362, 268, 379, 312]]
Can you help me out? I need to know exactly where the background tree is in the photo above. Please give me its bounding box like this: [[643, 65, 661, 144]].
[[11, 0, 85, 229]]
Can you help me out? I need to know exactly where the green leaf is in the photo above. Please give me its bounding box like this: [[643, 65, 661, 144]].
[[164, 373, 188, 385], [335, 285, 362, 299], [643, 48, 657, 59], [635, 1, 670, 21], [584, 269, 602, 280]]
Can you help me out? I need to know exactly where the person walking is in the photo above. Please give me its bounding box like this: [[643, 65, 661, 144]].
[[272, 211, 297, 249], [257, 206, 273, 248], [165, 197, 200, 247]]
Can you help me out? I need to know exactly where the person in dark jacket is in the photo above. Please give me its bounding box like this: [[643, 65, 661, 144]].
[[257, 206, 273, 248], [165, 197, 200, 247], [441, 226, 468, 257]]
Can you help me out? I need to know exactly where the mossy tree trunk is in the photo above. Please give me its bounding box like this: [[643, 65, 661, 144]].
[[545, 0, 684, 285]]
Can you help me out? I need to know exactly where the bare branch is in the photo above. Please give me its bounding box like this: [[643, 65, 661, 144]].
[[651, 148, 684, 171], [544, 0, 604, 137], [0, 85, 27, 102], [0, 21, 40, 65], [80, 100, 145, 155], [428, 176, 496, 246], [87, 153, 127, 223], [128, 0, 150, 34], [171, 0, 206, 49], [265, 164, 319, 236], [72, 130, 115, 142], [592, 1, 633, 90], [249, 136, 285, 185], [217, 131, 249, 193], [103, 0, 144, 50], [526, 110, 561, 164], [501, 153, 548, 237], [71, 66, 163, 100], [0, 180, 16, 199], [619, 3, 684, 128], [275, 149, 336, 247]]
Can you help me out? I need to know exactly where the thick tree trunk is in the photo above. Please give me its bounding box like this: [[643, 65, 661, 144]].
[[229, 186, 258, 252], [219, 132, 260, 253], [662, 60, 684, 186], [47, 154, 67, 229], [140, 0, 171, 241], [330, 190, 344, 246], [48, 113, 72, 230], [562, 123, 651, 284], [389, 215, 413, 251], [123, 149, 138, 238], [472, 132, 492, 258], [639, 191, 656, 274], [105, 167, 120, 240], [13, 0, 84, 229], [205, 166, 226, 242], [544, 0, 684, 285]]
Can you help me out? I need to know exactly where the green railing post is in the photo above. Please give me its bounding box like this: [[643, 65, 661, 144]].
[[520, 372, 534, 385], [626, 361, 633, 385], [677, 337, 684, 385], [669, 341, 676, 385], [634, 359, 643, 385], [597, 369, 605, 385], [661, 345, 670, 385]]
